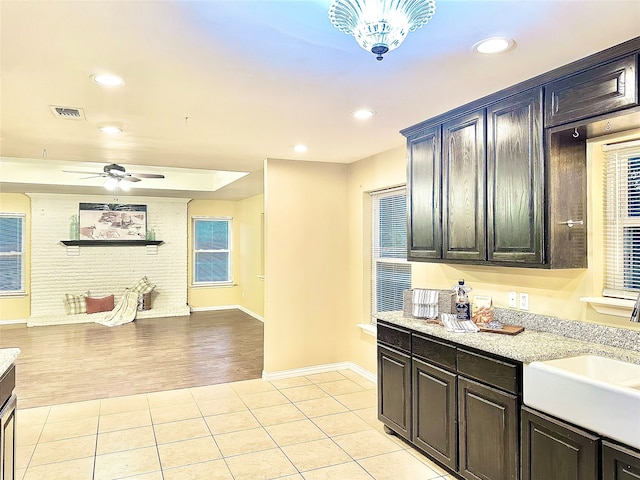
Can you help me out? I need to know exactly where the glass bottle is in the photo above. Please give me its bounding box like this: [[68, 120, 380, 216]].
[[454, 279, 471, 321]]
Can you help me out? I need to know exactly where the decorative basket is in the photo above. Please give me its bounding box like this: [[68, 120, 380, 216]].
[[137, 292, 152, 311]]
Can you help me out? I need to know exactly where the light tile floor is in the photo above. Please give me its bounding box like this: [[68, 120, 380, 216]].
[[16, 370, 456, 480]]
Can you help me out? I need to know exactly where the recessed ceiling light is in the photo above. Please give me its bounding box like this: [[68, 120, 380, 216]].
[[99, 125, 123, 134], [473, 37, 515, 54], [293, 144, 308, 153], [91, 73, 125, 87], [352, 109, 376, 120]]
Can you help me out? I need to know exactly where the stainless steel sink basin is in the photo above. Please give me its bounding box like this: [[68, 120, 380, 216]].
[[523, 355, 640, 449]]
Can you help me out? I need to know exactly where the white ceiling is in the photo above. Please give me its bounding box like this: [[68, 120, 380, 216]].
[[1, 1, 639, 199]]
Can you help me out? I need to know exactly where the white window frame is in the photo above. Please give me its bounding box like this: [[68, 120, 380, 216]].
[[371, 187, 411, 319], [0, 213, 25, 296], [603, 139, 640, 300], [192, 216, 233, 286]]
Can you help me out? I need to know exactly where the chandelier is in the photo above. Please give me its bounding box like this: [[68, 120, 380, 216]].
[[329, 0, 437, 61]]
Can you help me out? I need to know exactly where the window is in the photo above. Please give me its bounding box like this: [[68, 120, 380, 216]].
[[0, 214, 25, 294], [193, 217, 232, 285], [603, 140, 640, 299], [371, 188, 411, 317]]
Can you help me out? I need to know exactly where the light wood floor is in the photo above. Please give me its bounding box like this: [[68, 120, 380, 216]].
[[0, 309, 264, 409]]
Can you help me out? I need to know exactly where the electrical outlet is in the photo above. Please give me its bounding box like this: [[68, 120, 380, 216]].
[[520, 293, 529, 311], [508, 291, 517, 308]]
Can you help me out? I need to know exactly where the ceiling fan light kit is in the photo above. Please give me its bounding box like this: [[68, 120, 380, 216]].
[[329, 0, 437, 61]]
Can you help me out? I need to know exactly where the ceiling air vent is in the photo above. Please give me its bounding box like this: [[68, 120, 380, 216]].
[[49, 105, 86, 120]]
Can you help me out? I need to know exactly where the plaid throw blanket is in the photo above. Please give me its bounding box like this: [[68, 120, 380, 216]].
[[95, 289, 139, 327]]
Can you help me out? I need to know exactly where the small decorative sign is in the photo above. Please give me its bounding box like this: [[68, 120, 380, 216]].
[[78, 203, 147, 241]]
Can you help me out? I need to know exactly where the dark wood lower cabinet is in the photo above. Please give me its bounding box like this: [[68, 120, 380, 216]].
[[0, 396, 15, 480], [377, 345, 411, 440], [412, 357, 457, 470], [0, 366, 16, 480], [377, 321, 640, 480], [602, 440, 640, 480], [458, 376, 519, 480], [521, 406, 598, 480]]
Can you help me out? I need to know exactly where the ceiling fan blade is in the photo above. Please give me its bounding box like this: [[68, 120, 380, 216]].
[[63, 170, 106, 175], [128, 173, 165, 179], [122, 176, 142, 182], [80, 175, 107, 180]]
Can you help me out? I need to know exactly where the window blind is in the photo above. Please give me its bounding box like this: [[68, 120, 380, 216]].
[[371, 188, 411, 317], [0, 214, 25, 293], [193, 217, 232, 284], [603, 139, 640, 299]]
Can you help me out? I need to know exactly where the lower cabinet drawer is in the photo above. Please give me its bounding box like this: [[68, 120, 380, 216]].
[[412, 333, 456, 371], [0, 366, 15, 413], [377, 322, 411, 354], [457, 348, 519, 394]]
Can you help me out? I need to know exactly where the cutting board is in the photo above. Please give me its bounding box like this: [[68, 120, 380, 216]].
[[478, 325, 524, 335]]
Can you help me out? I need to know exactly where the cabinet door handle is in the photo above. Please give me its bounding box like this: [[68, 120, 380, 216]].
[[558, 219, 584, 228]]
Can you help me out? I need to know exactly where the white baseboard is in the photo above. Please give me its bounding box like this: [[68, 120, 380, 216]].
[[0, 319, 27, 326], [237, 306, 264, 322], [190, 304, 264, 322], [262, 361, 376, 384], [26, 305, 191, 327]]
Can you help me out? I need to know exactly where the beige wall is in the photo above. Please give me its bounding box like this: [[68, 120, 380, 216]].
[[0, 193, 30, 321], [346, 146, 408, 374], [238, 194, 265, 318], [264, 159, 349, 373]]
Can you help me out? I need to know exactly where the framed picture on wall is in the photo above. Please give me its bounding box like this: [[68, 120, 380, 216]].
[[78, 203, 147, 241]]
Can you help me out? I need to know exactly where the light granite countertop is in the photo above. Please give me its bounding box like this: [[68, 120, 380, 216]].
[[0, 348, 20, 376], [375, 311, 640, 365]]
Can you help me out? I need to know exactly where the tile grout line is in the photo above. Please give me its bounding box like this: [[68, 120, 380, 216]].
[[18, 372, 438, 480]]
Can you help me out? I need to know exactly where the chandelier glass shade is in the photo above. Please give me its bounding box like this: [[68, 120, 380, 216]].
[[329, 0, 436, 61]]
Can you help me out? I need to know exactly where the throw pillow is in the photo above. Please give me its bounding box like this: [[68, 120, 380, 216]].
[[86, 295, 115, 314], [131, 276, 156, 294], [63, 292, 89, 315]]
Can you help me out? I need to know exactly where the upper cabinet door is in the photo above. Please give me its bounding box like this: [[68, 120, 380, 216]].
[[442, 111, 486, 262], [407, 125, 442, 260], [487, 89, 544, 265], [545, 55, 638, 128]]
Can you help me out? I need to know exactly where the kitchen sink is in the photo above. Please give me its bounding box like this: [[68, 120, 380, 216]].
[[523, 355, 640, 449]]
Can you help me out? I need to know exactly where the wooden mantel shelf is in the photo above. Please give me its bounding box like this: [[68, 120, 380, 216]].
[[60, 240, 164, 247]]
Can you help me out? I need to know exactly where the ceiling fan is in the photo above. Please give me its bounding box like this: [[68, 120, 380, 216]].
[[63, 163, 165, 190]]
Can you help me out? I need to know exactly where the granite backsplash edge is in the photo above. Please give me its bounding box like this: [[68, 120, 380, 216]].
[[399, 289, 640, 353]]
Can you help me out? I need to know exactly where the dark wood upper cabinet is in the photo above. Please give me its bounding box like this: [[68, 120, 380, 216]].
[[407, 125, 442, 260], [402, 38, 640, 269], [487, 89, 544, 265], [442, 110, 486, 262], [546, 127, 588, 268], [545, 55, 638, 128]]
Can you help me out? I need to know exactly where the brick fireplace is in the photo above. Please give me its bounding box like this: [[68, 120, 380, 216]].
[[27, 193, 190, 326]]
